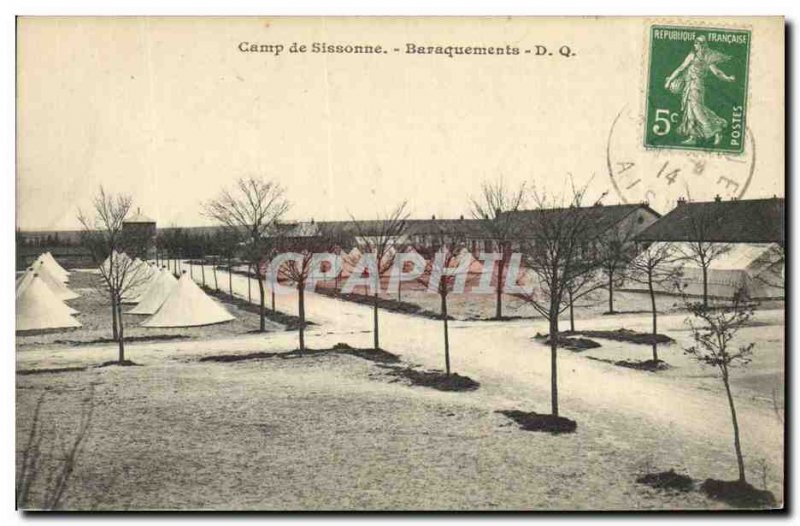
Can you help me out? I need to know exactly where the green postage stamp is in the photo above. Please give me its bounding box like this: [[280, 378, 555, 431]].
[[645, 25, 751, 154]]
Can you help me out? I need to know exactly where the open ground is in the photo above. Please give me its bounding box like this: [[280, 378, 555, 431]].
[[16, 265, 784, 510]]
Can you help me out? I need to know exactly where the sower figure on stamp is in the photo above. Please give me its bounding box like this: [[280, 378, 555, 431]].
[[665, 35, 736, 146]]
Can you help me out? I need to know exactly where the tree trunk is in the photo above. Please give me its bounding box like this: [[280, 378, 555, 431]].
[[228, 256, 233, 296], [247, 264, 252, 303], [373, 290, 380, 351], [702, 265, 709, 308], [298, 285, 306, 353], [398, 280, 402, 302], [110, 291, 119, 341], [495, 258, 505, 319], [442, 294, 450, 375], [550, 315, 559, 417], [648, 272, 659, 362], [213, 262, 219, 291], [258, 277, 266, 332], [568, 288, 575, 332], [271, 289, 276, 313], [189, 262, 194, 279], [608, 269, 615, 313], [201, 263, 206, 287], [116, 300, 125, 363], [722, 369, 747, 482]]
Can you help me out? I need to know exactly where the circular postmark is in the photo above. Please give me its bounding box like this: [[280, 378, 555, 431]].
[[606, 105, 755, 212]]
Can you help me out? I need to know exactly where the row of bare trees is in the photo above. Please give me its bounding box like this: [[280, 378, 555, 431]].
[[197, 177, 750, 421], [73, 177, 776, 493], [77, 179, 744, 406]]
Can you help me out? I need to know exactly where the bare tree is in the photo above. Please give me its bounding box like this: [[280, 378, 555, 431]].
[[518, 186, 598, 417], [597, 220, 638, 314], [563, 266, 604, 332], [470, 179, 526, 319], [628, 242, 683, 362], [349, 202, 409, 351], [750, 244, 785, 293], [277, 224, 345, 352], [416, 228, 469, 376], [750, 198, 785, 293], [675, 201, 731, 307], [78, 187, 151, 363], [684, 290, 756, 483], [204, 177, 289, 332]]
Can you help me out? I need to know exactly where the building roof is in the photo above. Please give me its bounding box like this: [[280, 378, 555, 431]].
[[635, 197, 784, 244], [502, 203, 660, 238], [267, 218, 485, 240], [124, 210, 156, 224]]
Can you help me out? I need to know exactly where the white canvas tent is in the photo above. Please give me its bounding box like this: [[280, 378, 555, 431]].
[[453, 247, 484, 275], [128, 269, 178, 315], [15, 267, 35, 295], [121, 259, 159, 304], [141, 273, 234, 328], [42, 252, 70, 281], [31, 253, 68, 284], [340, 247, 363, 278], [640, 242, 784, 299], [101, 251, 132, 276], [16, 274, 81, 332], [16, 267, 79, 314], [32, 260, 79, 300]]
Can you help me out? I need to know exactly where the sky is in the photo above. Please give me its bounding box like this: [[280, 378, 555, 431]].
[[16, 17, 784, 231]]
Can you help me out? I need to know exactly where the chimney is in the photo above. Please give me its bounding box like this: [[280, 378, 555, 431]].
[[459, 214, 464, 220], [677, 197, 687, 207], [714, 195, 722, 202], [431, 214, 436, 220], [310, 218, 315, 225]]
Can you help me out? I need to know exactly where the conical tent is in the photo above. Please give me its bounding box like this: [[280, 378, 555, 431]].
[[129, 269, 178, 315], [141, 273, 234, 328], [456, 249, 484, 275], [16, 274, 81, 332], [15, 267, 35, 296], [121, 259, 159, 304], [34, 253, 69, 283], [16, 268, 79, 314], [33, 261, 79, 300], [43, 252, 70, 280], [101, 251, 132, 276], [340, 247, 363, 278]]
